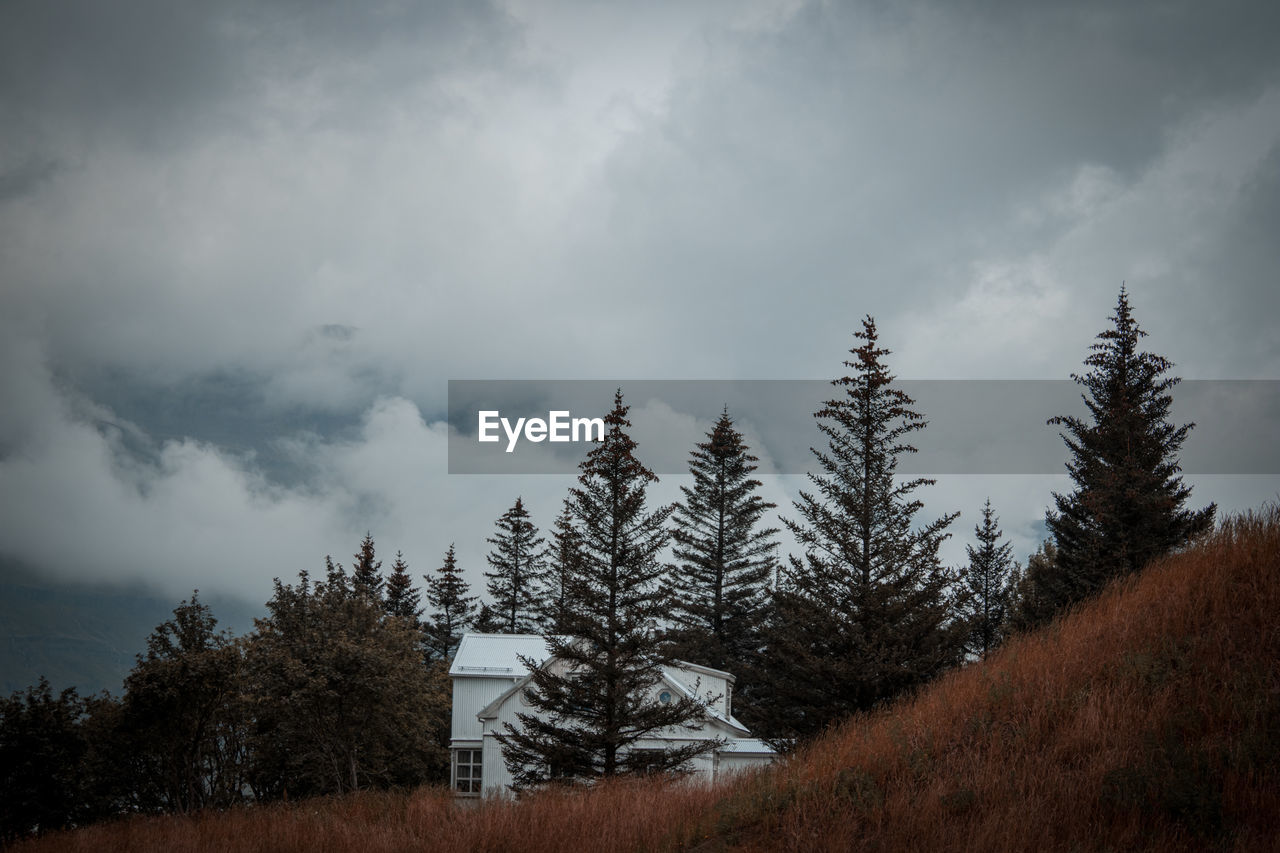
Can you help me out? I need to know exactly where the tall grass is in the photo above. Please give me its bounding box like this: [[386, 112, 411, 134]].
[[17, 508, 1280, 852]]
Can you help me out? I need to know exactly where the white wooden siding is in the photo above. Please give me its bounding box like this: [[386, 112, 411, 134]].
[[451, 675, 523, 742], [449, 633, 775, 799]]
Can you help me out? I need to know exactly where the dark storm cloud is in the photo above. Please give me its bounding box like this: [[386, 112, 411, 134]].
[[1188, 141, 1280, 375], [0, 0, 1277, 602], [0, 158, 60, 202], [589, 0, 1280, 377], [0, 0, 518, 157]]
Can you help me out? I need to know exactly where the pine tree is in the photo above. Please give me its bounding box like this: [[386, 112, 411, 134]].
[[754, 316, 965, 743], [423, 545, 477, 663], [383, 551, 421, 624], [538, 503, 581, 635], [667, 408, 777, 675], [470, 603, 505, 634], [484, 497, 547, 634], [1045, 287, 1215, 613], [960, 499, 1015, 659], [351, 533, 383, 599], [1006, 539, 1061, 632], [495, 391, 715, 788]]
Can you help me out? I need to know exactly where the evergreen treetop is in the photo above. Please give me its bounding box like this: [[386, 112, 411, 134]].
[[383, 551, 421, 624], [668, 408, 777, 674], [538, 502, 581, 635], [484, 497, 547, 634], [1045, 287, 1215, 610], [423, 545, 477, 663], [961, 499, 1015, 659], [351, 533, 383, 598], [496, 390, 715, 788], [754, 316, 964, 743]]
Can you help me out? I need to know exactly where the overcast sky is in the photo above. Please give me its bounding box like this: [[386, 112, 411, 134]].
[[2, 0, 1278, 609]]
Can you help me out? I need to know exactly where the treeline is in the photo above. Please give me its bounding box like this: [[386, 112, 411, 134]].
[[0, 548, 455, 841], [0, 288, 1215, 838]]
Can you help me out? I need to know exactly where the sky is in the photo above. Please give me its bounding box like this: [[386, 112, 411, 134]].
[[1, 0, 1278, 612]]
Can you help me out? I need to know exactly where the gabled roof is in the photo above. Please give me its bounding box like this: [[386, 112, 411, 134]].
[[718, 737, 774, 754], [671, 659, 736, 684], [449, 633, 553, 678], [658, 669, 749, 735], [475, 661, 751, 736]]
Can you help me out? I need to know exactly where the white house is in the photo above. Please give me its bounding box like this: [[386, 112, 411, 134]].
[[448, 633, 775, 797]]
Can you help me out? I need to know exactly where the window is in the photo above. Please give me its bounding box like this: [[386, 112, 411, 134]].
[[628, 747, 668, 776], [453, 748, 483, 795]]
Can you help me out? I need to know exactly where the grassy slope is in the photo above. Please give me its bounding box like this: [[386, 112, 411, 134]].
[[18, 509, 1280, 852]]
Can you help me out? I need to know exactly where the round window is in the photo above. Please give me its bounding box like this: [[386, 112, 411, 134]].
[[658, 690, 671, 704]]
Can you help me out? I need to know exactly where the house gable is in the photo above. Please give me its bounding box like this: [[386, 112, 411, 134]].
[[448, 633, 775, 797]]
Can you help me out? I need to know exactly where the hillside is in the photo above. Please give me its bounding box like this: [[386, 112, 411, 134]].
[[0, 559, 260, 696], [17, 507, 1280, 852]]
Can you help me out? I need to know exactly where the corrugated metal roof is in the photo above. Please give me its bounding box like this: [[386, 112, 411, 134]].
[[718, 738, 775, 754], [449, 633, 553, 678]]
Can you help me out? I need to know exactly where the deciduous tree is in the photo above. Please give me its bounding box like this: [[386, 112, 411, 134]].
[[247, 567, 448, 797]]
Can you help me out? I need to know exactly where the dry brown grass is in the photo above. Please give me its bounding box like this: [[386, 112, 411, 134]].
[[17, 507, 1280, 852]]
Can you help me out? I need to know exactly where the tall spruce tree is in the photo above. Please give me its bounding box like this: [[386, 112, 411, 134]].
[[495, 391, 714, 788], [351, 533, 383, 599], [484, 497, 547, 634], [1006, 539, 1061, 632], [423, 545, 477, 663], [383, 551, 421, 624], [667, 408, 777, 675], [1044, 287, 1215, 614], [538, 503, 581, 634], [960, 499, 1015, 660], [754, 316, 965, 744]]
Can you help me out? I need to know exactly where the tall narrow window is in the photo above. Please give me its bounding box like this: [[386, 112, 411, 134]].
[[453, 748, 483, 795]]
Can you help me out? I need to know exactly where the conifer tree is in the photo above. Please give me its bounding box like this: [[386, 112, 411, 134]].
[[383, 551, 421, 624], [960, 499, 1015, 659], [423, 545, 477, 663], [1006, 539, 1062, 632], [496, 391, 715, 788], [351, 533, 383, 599], [667, 409, 777, 675], [1045, 287, 1215, 612], [538, 503, 581, 635], [484, 497, 546, 634], [753, 316, 964, 744], [470, 603, 505, 634]]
